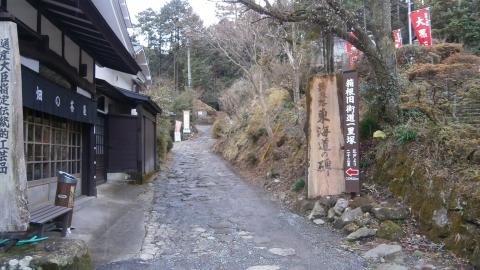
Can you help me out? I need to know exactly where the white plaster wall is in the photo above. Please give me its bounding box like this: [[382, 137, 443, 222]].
[[91, 0, 133, 53], [41, 16, 62, 56], [64, 36, 80, 71], [8, 0, 37, 31], [81, 51, 94, 83], [21, 56, 39, 73], [96, 65, 134, 91]]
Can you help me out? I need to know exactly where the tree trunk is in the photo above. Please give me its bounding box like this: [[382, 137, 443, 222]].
[[366, 0, 399, 122], [323, 33, 335, 73], [257, 70, 274, 138]]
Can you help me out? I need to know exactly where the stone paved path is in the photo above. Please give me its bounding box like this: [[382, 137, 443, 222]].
[[98, 125, 369, 270]]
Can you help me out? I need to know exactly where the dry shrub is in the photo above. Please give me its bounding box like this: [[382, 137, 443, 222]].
[[426, 123, 480, 163], [211, 114, 230, 139], [443, 53, 480, 65], [396, 45, 432, 66], [219, 78, 253, 116], [193, 99, 217, 116], [428, 43, 463, 60], [266, 88, 290, 108], [396, 43, 464, 67], [407, 63, 478, 81]]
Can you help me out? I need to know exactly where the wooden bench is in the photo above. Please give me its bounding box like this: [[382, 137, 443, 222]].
[[30, 205, 72, 237]]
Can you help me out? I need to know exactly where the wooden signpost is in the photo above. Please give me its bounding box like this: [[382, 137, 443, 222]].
[[0, 22, 29, 232], [307, 75, 345, 198], [342, 70, 361, 194]]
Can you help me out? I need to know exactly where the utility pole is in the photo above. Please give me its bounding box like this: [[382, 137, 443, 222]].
[[187, 39, 192, 90], [407, 0, 413, 45]]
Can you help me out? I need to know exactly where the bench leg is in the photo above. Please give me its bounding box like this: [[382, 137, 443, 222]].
[[39, 224, 46, 237], [61, 213, 70, 237]]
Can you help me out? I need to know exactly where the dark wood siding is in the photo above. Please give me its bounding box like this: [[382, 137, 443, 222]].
[[107, 115, 137, 172], [144, 116, 155, 174]]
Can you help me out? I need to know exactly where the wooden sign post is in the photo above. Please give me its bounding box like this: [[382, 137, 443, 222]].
[[342, 70, 361, 194], [307, 75, 345, 198], [0, 22, 29, 232]]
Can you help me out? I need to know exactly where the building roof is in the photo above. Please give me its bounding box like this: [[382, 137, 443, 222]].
[[26, 0, 141, 74], [96, 79, 162, 114]]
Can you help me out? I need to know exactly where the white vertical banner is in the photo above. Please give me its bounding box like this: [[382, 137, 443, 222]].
[[0, 22, 29, 232], [183, 110, 191, 134]]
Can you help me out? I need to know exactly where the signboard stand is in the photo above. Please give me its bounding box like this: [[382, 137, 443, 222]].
[[0, 22, 29, 232]]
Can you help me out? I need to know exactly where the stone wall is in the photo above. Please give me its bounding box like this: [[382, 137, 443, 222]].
[[372, 145, 480, 267]]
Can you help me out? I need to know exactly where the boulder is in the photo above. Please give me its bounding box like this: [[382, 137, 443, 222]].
[[346, 227, 377, 241], [308, 201, 326, 220], [334, 207, 363, 229], [432, 208, 449, 228], [298, 199, 315, 213], [377, 221, 405, 241], [355, 212, 375, 227], [350, 196, 375, 212], [363, 244, 403, 259], [333, 198, 349, 215], [343, 223, 360, 234], [327, 208, 337, 222], [318, 196, 337, 208], [313, 219, 325, 225], [372, 207, 409, 221]]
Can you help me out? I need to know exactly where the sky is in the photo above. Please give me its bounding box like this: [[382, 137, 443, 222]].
[[126, 0, 219, 26]]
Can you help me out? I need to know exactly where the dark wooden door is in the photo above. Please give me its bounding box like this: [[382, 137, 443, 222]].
[[107, 115, 138, 172], [95, 114, 107, 185]]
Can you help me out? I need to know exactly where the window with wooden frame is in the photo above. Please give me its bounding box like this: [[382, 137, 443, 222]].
[[23, 109, 82, 181]]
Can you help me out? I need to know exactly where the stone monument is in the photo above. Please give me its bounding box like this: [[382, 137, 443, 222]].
[[0, 22, 29, 232]]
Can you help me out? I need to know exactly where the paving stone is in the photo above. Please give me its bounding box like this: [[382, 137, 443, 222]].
[[268, 247, 296, 256], [364, 244, 402, 259]]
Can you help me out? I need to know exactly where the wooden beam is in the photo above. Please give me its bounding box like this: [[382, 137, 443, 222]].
[[20, 40, 95, 94]]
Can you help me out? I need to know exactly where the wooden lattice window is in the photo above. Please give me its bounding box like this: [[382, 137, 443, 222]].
[[23, 109, 82, 181]]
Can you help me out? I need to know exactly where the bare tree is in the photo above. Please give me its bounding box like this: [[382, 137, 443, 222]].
[[225, 0, 400, 122], [206, 13, 283, 137]]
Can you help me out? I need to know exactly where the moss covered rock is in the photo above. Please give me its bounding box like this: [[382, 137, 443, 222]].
[[0, 238, 92, 270], [377, 220, 405, 241], [371, 141, 480, 267]]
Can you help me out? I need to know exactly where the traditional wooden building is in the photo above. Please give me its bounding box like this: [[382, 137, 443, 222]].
[[92, 0, 160, 184], [0, 0, 145, 210]]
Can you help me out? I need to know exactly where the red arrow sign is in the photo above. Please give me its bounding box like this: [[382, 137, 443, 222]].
[[346, 168, 360, 176]]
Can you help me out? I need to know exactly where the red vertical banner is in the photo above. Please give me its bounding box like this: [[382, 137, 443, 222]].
[[409, 8, 432, 46], [342, 70, 360, 193], [393, 29, 403, 48], [346, 32, 361, 67]]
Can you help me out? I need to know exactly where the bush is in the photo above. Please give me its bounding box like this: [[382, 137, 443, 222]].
[[246, 153, 258, 166], [157, 116, 173, 161], [360, 116, 381, 141], [394, 125, 418, 145], [249, 128, 267, 143], [291, 178, 305, 192], [211, 118, 227, 139], [172, 90, 195, 114]]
